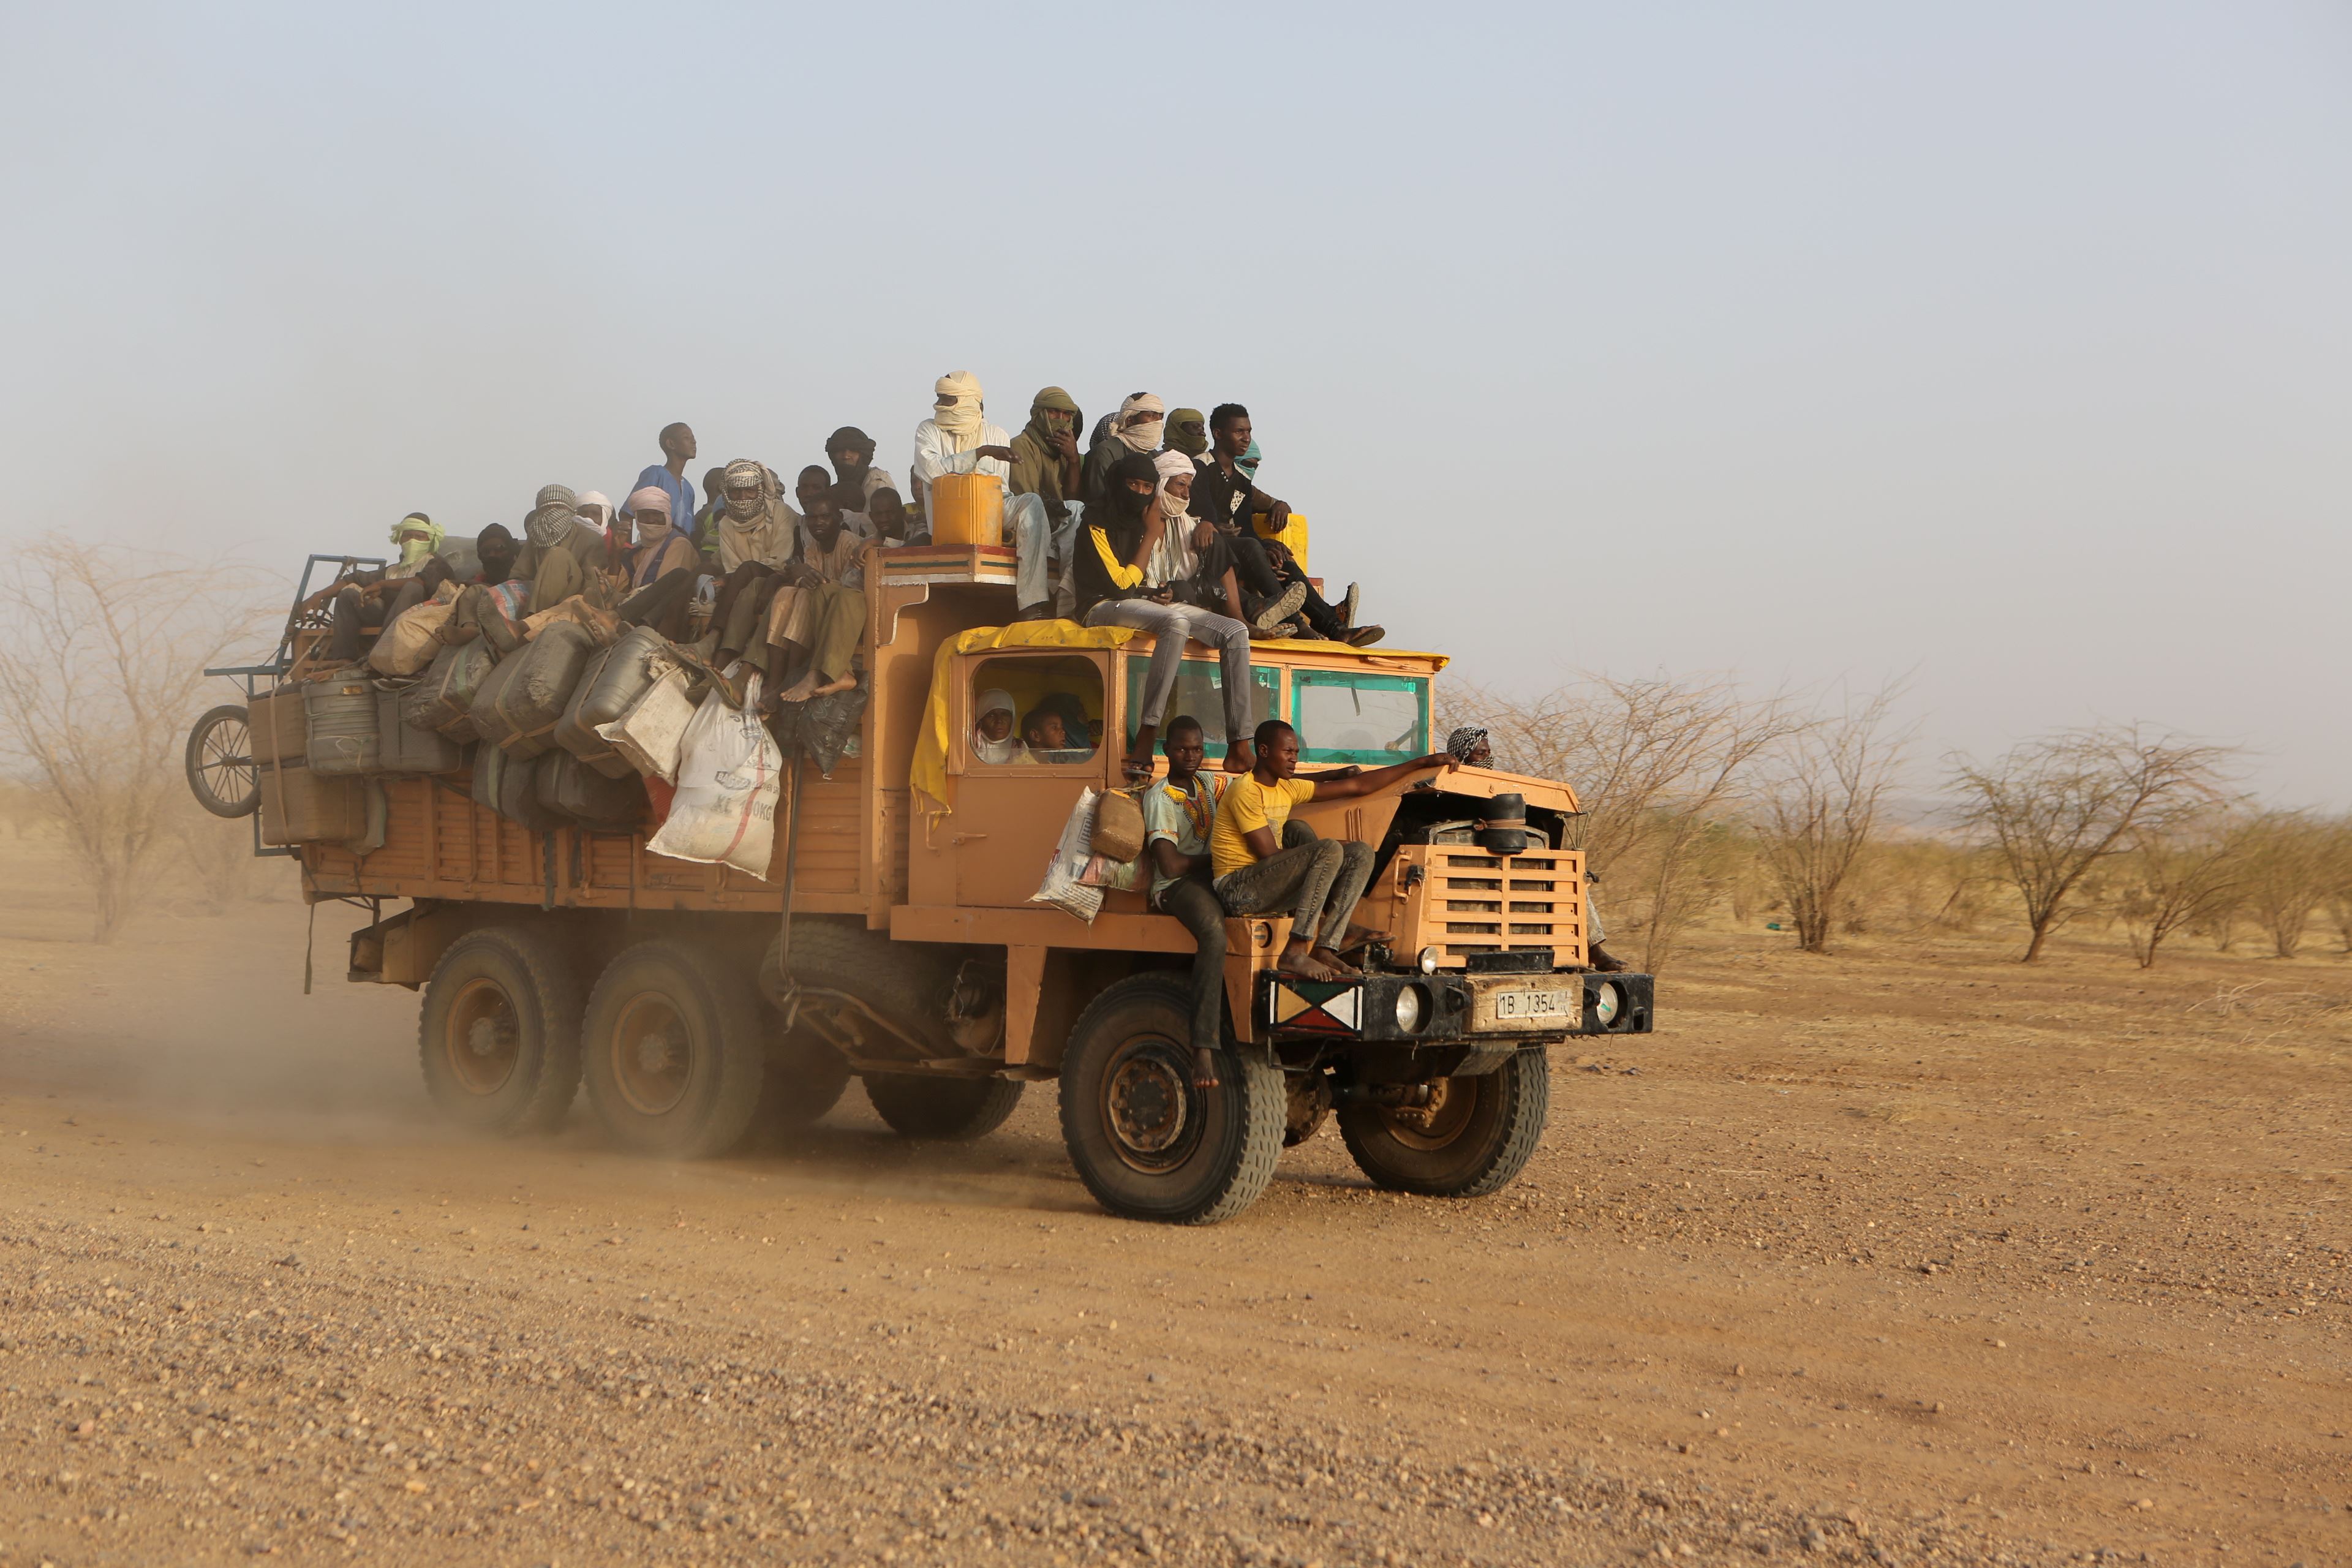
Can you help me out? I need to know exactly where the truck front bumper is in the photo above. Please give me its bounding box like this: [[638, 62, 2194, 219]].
[[1259, 969, 1653, 1046]]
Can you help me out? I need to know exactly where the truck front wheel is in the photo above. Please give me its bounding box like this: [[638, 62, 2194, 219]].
[[1058, 975, 1283, 1225], [1336, 1047, 1550, 1198], [417, 926, 583, 1134], [862, 1074, 1023, 1141], [581, 941, 766, 1158]]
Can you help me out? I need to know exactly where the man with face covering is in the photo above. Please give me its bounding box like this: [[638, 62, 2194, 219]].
[[707, 458, 801, 667], [826, 427, 898, 508], [1006, 385, 1086, 622], [514, 483, 616, 624], [911, 371, 1065, 622], [312, 511, 454, 662], [614, 487, 703, 639], [1165, 408, 1211, 459], [1082, 391, 1166, 510], [1074, 451, 1256, 780]]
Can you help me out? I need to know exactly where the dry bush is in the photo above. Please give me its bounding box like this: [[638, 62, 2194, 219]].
[[2327, 818, 2352, 955], [1950, 726, 2235, 963], [1831, 835, 1994, 938], [1747, 685, 1910, 954], [2113, 809, 2245, 968], [0, 543, 272, 939], [168, 791, 266, 911], [1443, 674, 1800, 968], [2234, 810, 2337, 959]]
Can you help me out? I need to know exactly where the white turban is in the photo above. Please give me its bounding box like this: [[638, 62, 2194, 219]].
[[933, 371, 985, 453], [973, 687, 1021, 763], [1112, 392, 1166, 455]]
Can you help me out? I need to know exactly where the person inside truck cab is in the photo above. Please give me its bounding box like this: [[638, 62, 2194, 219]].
[[1141, 716, 1230, 1090], [1075, 451, 1257, 782], [1013, 706, 1082, 764], [1212, 718, 1457, 982], [971, 688, 1023, 764]]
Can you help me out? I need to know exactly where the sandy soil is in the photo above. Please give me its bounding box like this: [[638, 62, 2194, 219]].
[[1, 831, 2346, 1568]]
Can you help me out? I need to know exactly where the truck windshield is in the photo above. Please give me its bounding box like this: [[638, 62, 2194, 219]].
[[1124, 658, 1280, 759], [1291, 671, 1428, 764]]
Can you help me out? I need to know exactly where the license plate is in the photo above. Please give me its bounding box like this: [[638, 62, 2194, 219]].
[[1474, 986, 1578, 1030]]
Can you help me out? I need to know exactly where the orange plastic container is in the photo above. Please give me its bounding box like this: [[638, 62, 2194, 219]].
[[929, 472, 1005, 546]]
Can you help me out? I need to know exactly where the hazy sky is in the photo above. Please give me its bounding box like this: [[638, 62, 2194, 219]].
[[4, 2, 2346, 802]]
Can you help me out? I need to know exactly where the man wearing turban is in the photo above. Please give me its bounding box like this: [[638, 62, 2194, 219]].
[[911, 372, 1067, 622], [1006, 386, 1087, 620]]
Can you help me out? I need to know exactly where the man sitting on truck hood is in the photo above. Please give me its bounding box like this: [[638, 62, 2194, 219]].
[[1212, 718, 1455, 982], [1142, 716, 1231, 1089]]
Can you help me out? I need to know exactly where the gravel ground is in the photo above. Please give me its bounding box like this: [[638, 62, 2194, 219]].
[[1, 882, 2346, 1567]]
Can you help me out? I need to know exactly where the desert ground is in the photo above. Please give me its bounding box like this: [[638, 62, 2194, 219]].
[[1, 825, 2345, 1568]]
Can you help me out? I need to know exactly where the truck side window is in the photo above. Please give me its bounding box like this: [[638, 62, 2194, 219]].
[[969, 655, 1102, 769]]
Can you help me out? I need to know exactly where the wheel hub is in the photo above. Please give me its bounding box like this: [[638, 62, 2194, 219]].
[[445, 979, 520, 1096], [610, 993, 693, 1117], [1381, 1077, 1477, 1150], [1108, 1057, 1186, 1153]]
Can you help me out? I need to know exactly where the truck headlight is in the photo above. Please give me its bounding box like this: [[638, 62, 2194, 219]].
[[1393, 986, 1428, 1033], [1416, 946, 1440, 975], [1592, 981, 1622, 1027]]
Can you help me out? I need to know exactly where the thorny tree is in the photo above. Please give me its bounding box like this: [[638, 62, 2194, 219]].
[[2115, 810, 2245, 969], [1951, 726, 2233, 963], [1750, 686, 1911, 954], [0, 544, 268, 938], [1444, 675, 1800, 969]]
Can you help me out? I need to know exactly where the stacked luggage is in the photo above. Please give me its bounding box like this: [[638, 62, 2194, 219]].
[[252, 612, 707, 843]]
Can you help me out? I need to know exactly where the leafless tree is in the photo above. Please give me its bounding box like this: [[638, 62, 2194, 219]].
[[1950, 726, 2234, 963], [2236, 809, 2336, 959], [1445, 674, 1801, 968], [0, 544, 270, 938], [1749, 685, 1911, 954], [2114, 810, 2245, 968]]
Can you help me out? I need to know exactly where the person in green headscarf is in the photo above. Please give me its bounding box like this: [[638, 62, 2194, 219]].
[[1005, 385, 1086, 621], [1165, 408, 1210, 458], [308, 512, 454, 663]]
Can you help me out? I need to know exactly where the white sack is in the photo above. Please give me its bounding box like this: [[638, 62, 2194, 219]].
[[646, 673, 782, 879], [1030, 788, 1106, 924]]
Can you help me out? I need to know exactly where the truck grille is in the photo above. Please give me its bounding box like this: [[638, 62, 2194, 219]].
[[1433, 851, 1581, 960]]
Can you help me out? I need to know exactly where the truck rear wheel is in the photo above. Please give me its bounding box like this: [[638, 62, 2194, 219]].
[[742, 1025, 853, 1146], [417, 925, 583, 1134], [1058, 975, 1283, 1225], [1336, 1047, 1550, 1198], [862, 1074, 1023, 1141], [581, 941, 765, 1158]]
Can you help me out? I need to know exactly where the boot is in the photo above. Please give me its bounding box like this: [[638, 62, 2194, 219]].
[[1338, 582, 1360, 628], [1246, 581, 1307, 635]]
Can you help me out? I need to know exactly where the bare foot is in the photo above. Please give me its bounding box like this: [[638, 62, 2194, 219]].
[[1221, 742, 1255, 774], [808, 672, 856, 698], [1273, 943, 1339, 982], [1339, 924, 1384, 951], [1311, 946, 1363, 978], [1120, 753, 1156, 785], [777, 671, 820, 704], [1191, 1047, 1221, 1090]]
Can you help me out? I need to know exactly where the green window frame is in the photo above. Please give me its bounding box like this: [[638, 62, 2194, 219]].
[[1123, 658, 1281, 758], [1289, 671, 1429, 764]]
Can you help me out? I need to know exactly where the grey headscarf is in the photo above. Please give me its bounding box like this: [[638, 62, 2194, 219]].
[[1446, 726, 1489, 764], [527, 484, 578, 548]]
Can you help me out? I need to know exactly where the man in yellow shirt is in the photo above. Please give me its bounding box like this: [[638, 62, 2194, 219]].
[[1210, 718, 1455, 982]]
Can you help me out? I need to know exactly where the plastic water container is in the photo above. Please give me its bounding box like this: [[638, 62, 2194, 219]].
[[929, 472, 1004, 546]]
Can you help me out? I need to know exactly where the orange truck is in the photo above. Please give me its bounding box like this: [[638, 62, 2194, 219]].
[[187, 541, 1653, 1223]]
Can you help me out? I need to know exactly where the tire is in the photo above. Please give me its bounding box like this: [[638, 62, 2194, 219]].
[[416, 925, 584, 1134], [1057, 974, 1284, 1225], [581, 940, 766, 1158], [761, 920, 962, 1056], [737, 1025, 853, 1149], [186, 704, 260, 818], [1336, 1046, 1550, 1198], [862, 1074, 1023, 1142]]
